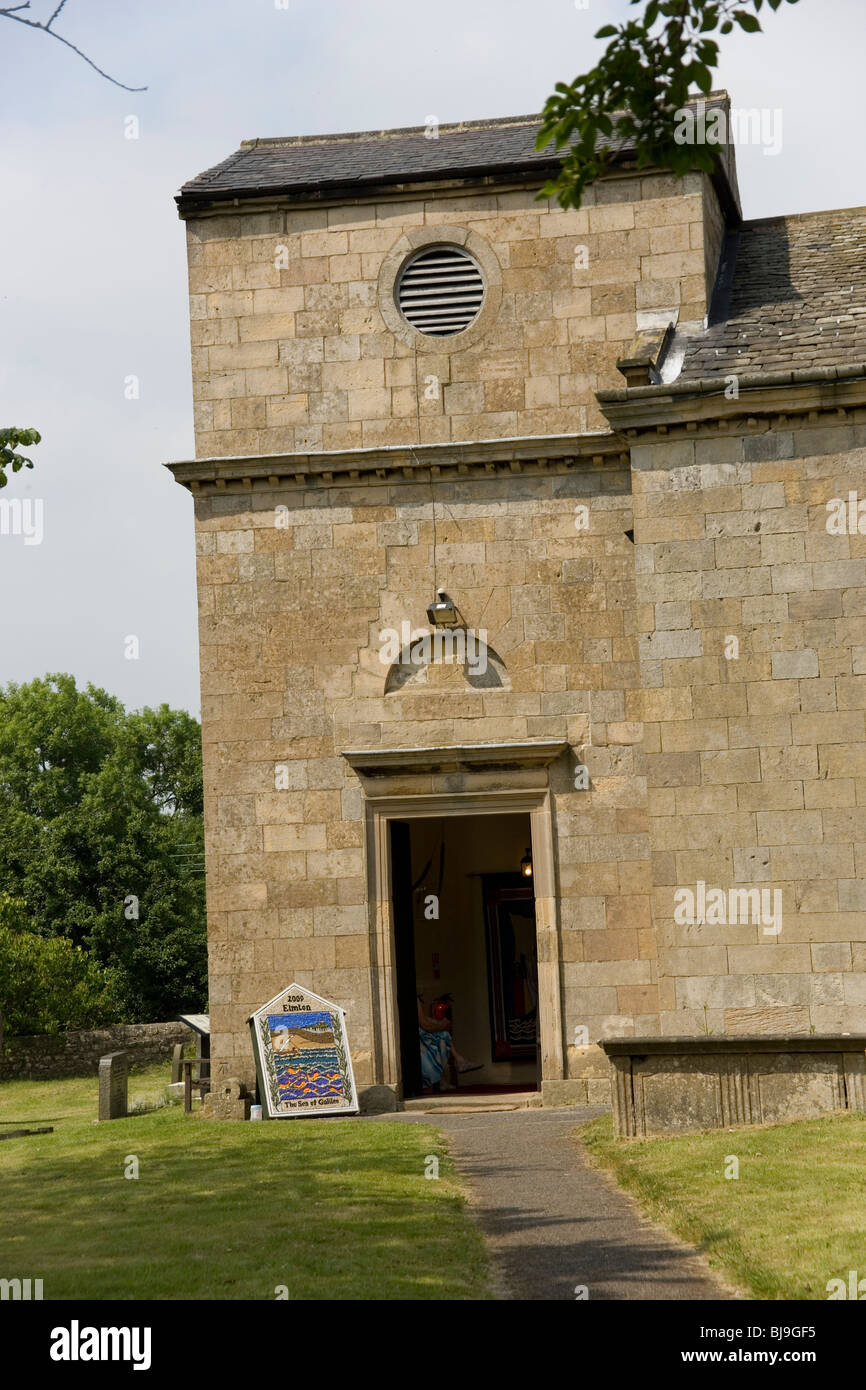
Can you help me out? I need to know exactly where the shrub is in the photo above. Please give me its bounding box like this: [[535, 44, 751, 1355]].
[[0, 900, 122, 1036]]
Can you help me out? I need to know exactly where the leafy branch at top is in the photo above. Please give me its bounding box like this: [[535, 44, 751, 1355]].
[[0, 2, 146, 91], [536, 0, 800, 209], [0, 428, 41, 490]]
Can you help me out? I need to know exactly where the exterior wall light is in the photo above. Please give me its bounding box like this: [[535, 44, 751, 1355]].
[[520, 847, 533, 879], [426, 589, 460, 627]]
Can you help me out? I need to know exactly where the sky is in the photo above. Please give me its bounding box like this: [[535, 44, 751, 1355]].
[[1, 0, 863, 718]]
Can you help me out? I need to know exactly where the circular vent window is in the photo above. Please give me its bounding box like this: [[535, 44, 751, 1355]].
[[396, 245, 485, 337]]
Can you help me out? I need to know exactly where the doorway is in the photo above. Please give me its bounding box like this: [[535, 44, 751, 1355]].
[[389, 813, 540, 1099]]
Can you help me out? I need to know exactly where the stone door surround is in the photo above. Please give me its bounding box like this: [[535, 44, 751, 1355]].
[[342, 741, 567, 1096]]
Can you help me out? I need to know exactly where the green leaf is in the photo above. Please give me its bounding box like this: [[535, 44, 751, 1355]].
[[535, 0, 791, 211]]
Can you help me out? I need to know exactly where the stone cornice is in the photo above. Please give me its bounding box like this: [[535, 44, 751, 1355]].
[[177, 170, 559, 220], [597, 363, 866, 436], [341, 741, 569, 777], [165, 433, 628, 493], [601, 1035, 866, 1056]]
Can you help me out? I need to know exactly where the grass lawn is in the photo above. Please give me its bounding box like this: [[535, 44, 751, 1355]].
[[0, 1065, 492, 1300], [578, 1111, 866, 1300]]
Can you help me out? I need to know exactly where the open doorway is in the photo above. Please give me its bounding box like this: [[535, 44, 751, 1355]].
[[389, 812, 540, 1099]]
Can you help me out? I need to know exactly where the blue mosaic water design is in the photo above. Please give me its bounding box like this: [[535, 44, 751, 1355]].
[[268, 1011, 343, 1101]]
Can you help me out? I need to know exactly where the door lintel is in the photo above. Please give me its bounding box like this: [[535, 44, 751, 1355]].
[[341, 739, 568, 779]]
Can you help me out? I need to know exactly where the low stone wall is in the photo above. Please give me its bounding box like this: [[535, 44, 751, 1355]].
[[0, 1022, 195, 1080], [602, 1035, 866, 1138]]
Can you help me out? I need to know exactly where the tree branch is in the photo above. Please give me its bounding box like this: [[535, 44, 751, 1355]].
[[537, 0, 800, 209], [0, 2, 147, 91]]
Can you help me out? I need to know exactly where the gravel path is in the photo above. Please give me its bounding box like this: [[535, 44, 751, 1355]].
[[379, 1106, 735, 1301]]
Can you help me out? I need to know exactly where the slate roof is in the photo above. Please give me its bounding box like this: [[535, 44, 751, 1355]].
[[178, 115, 555, 209], [177, 99, 732, 212], [681, 206, 866, 378]]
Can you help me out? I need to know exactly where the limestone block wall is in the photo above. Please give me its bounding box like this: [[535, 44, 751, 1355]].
[[194, 457, 655, 1091], [631, 421, 866, 1036], [701, 178, 726, 314], [184, 171, 719, 459]]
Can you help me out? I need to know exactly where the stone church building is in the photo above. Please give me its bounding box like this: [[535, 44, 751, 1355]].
[[169, 94, 866, 1127]]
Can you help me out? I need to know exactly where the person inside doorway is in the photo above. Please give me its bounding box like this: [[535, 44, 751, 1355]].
[[417, 994, 481, 1092]]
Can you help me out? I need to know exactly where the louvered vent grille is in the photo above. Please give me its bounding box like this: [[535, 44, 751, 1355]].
[[397, 245, 485, 336]]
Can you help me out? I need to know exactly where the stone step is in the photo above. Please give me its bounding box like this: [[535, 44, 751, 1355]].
[[401, 1089, 542, 1114]]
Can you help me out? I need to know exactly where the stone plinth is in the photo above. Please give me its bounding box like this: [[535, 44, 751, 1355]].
[[202, 1076, 251, 1121], [601, 1035, 866, 1138], [358, 1085, 398, 1115]]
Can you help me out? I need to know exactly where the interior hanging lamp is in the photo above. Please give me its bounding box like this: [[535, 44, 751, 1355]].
[[520, 846, 533, 879]]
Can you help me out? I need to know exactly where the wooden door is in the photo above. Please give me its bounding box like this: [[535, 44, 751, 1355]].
[[390, 820, 422, 1097]]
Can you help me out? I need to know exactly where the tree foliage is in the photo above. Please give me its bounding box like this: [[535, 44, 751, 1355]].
[[537, 0, 800, 209], [0, 676, 207, 1026], [0, 895, 121, 1036], [0, 427, 40, 490]]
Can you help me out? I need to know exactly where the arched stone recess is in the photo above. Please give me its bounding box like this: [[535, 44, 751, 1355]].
[[384, 629, 511, 693]]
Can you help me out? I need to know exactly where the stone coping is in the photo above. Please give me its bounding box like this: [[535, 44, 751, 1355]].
[[600, 1035, 866, 1057], [597, 363, 866, 434], [597, 361, 866, 404]]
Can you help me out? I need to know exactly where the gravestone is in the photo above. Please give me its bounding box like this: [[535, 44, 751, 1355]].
[[249, 982, 358, 1119], [98, 1051, 128, 1121], [202, 1076, 250, 1121], [171, 1043, 184, 1084]]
